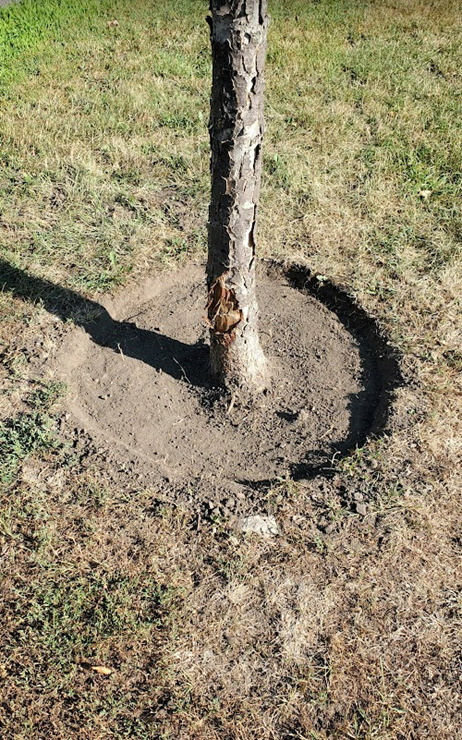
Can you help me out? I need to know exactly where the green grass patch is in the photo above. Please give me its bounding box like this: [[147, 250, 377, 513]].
[[0, 0, 113, 84], [10, 571, 178, 680], [0, 410, 58, 484], [0, 379, 65, 485]]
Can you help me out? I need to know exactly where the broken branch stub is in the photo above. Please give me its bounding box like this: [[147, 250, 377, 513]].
[[207, 0, 268, 392]]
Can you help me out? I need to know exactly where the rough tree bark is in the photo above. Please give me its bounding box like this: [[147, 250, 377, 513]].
[[207, 0, 268, 392]]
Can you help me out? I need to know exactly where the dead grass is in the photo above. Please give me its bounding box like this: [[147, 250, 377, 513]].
[[0, 0, 461, 738]]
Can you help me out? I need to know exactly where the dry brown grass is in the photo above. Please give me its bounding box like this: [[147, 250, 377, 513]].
[[0, 0, 461, 738]]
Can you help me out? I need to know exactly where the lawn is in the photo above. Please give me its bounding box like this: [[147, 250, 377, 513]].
[[0, 0, 461, 738]]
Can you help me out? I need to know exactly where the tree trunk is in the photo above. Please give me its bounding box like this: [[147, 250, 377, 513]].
[[207, 0, 268, 392]]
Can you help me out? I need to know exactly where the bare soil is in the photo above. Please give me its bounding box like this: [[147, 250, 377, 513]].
[[54, 262, 400, 518]]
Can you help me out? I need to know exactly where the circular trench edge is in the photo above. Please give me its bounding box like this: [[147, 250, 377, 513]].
[[245, 258, 405, 486], [53, 258, 404, 491]]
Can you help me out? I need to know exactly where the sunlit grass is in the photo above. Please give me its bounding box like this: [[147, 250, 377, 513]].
[[0, 1, 461, 738], [0, 0, 459, 364]]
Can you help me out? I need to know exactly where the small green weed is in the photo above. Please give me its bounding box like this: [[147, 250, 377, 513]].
[[0, 411, 59, 484], [0, 379, 65, 485], [164, 236, 189, 260], [264, 152, 291, 189], [27, 379, 66, 410]]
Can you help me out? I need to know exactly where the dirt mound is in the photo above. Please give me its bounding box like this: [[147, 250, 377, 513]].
[[55, 262, 399, 511]]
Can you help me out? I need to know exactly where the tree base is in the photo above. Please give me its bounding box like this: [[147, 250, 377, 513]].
[[53, 261, 400, 500], [209, 329, 268, 394]]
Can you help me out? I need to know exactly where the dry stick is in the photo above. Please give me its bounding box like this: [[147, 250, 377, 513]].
[[173, 356, 191, 384], [227, 390, 237, 415]]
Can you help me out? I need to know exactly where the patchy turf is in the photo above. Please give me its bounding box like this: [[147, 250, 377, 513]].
[[0, 0, 461, 738]]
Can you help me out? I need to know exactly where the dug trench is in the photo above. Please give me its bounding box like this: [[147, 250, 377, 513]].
[[49, 260, 402, 522]]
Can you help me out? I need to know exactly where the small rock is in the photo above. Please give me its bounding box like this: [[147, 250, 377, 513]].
[[356, 502, 367, 516], [325, 523, 336, 534], [225, 497, 236, 510], [236, 514, 279, 537], [353, 491, 364, 502]]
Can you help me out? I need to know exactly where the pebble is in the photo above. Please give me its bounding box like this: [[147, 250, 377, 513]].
[[353, 491, 364, 502], [356, 502, 367, 516]]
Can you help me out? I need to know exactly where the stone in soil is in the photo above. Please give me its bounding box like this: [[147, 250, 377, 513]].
[[236, 514, 279, 537]]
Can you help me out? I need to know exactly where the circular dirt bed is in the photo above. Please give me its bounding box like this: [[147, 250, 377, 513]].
[[55, 262, 399, 503]]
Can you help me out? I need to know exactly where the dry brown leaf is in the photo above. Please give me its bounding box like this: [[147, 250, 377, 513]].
[[91, 665, 113, 676]]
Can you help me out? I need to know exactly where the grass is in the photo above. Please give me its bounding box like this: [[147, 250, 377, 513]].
[[0, 378, 65, 483], [0, 0, 461, 738]]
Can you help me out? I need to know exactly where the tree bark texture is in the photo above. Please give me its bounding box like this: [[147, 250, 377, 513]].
[[207, 0, 268, 391]]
